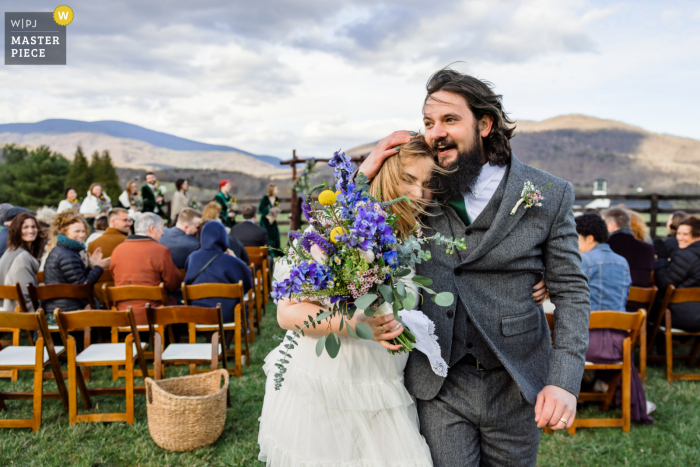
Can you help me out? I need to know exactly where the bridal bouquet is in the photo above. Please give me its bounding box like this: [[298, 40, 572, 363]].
[[271, 151, 465, 389]]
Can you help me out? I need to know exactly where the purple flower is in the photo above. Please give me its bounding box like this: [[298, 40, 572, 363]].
[[300, 232, 337, 256], [382, 250, 399, 267]]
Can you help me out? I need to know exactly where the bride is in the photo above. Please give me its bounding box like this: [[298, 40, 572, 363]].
[[257, 135, 547, 466]]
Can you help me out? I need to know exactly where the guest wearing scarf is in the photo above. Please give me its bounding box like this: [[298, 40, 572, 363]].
[[57, 187, 80, 214], [214, 180, 237, 228], [43, 212, 109, 323], [185, 221, 252, 323]]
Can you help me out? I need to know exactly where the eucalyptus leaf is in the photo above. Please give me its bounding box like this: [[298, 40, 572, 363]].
[[395, 268, 412, 278], [392, 300, 402, 313], [355, 323, 375, 340], [364, 307, 376, 316], [412, 275, 434, 287], [379, 284, 394, 303], [354, 293, 378, 310], [339, 318, 344, 332], [347, 322, 359, 339], [315, 335, 326, 357], [396, 281, 406, 298], [325, 332, 341, 358], [402, 293, 416, 311], [433, 292, 455, 307], [316, 311, 332, 322]]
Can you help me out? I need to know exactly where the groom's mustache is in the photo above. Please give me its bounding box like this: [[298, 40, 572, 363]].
[[431, 137, 457, 152]]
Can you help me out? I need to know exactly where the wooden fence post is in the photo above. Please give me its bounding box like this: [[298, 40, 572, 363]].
[[649, 194, 659, 239]]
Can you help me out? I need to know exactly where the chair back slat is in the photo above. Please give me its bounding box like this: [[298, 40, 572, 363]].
[[0, 309, 42, 331], [54, 308, 132, 332], [182, 282, 244, 303], [247, 253, 265, 267], [545, 309, 644, 342], [245, 246, 269, 259], [103, 283, 166, 309], [36, 271, 45, 284], [0, 283, 28, 313], [146, 304, 223, 327], [627, 286, 657, 304], [28, 283, 94, 312], [669, 287, 700, 304]]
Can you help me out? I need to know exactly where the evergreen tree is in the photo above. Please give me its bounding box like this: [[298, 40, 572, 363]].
[[0, 144, 70, 208], [90, 150, 121, 200], [65, 146, 92, 199]]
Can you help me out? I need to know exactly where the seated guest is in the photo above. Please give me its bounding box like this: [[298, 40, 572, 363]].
[[201, 201, 224, 225], [1, 206, 34, 258], [87, 208, 132, 258], [655, 217, 700, 333], [227, 230, 249, 265], [57, 187, 80, 214], [85, 215, 108, 247], [628, 208, 651, 243], [576, 214, 654, 423], [654, 211, 689, 262], [43, 212, 109, 321], [0, 212, 45, 312], [602, 207, 655, 287], [110, 213, 182, 325], [160, 208, 202, 269], [185, 222, 252, 323], [79, 183, 112, 227], [231, 205, 268, 248], [170, 179, 190, 225]]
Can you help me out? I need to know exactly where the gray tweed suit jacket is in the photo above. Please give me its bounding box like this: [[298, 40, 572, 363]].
[[404, 155, 590, 404]]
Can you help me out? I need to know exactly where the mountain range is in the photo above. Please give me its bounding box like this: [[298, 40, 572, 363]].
[[346, 115, 700, 194], [0, 119, 287, 177]]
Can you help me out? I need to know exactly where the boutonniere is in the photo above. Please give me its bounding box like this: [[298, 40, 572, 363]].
[[510, 181, 552, 216]]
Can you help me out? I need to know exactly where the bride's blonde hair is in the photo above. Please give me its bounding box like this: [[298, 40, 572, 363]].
[[369, 135, 447, 239]]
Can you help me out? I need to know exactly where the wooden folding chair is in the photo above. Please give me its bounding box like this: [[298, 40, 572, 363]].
[[248, 253, 268, 324], [246, 247, 270, 307], [27, 283, 94, 380], [545, 309, 644, 434], [146, 304, 232, 395], [627, 285, 657, 381], [182, 282, 251, 376], [648, 286, 700, 383], [93, 268, 114, 309], [103, 283, 166, 380], [55, 307, 148, 426], [36, 271, 45, 285], [0, 283, 32, 381], [0, 309, 68, 431]]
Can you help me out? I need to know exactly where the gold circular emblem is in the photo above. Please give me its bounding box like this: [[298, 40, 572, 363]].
[[53, 5, 74, 26]]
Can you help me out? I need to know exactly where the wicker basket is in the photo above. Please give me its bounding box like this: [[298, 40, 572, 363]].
[[145, 369, 229, 452]]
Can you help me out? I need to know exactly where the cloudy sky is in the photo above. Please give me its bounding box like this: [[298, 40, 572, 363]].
[[1, 0, 698, 159]]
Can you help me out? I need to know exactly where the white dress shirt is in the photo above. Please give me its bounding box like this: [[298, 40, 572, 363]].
[[463, 163, 506, 223]]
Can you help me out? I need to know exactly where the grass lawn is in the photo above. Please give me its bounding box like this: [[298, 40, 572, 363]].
[[3, 304, 700, 466]]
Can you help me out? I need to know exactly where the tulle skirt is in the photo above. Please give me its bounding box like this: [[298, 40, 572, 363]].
[[258, 332, 433, 466]]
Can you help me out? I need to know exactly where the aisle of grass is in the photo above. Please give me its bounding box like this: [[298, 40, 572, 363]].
[[3, 303, 700, 466]]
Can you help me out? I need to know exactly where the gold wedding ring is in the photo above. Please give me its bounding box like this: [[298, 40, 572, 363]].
[[559, 417, 568, 425], [380, 325, 386, 333]]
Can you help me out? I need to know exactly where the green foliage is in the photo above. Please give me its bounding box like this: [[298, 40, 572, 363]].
[[89, 150, 121, 200], [0, 144, 70, 208], [64, 146, 91, 198]]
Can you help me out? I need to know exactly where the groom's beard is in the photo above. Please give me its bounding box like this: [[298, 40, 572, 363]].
[[431, 138, 485, 201]]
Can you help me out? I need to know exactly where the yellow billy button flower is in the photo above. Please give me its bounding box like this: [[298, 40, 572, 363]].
[[318, 190, 337, 206], [330, 226, 346, 243]]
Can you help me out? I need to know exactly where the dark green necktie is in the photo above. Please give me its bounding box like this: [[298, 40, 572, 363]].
[[448, 197, 471, 227]]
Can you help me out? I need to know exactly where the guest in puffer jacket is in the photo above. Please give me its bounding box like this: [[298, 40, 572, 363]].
[[43, 212, 110, 321], [185, 221, 252, 323], [655, 217, 700, 332]]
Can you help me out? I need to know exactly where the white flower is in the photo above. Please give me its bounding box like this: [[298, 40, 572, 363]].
[[361, 250, 375, 263]]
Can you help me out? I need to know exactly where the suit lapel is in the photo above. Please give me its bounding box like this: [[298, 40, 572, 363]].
[[459, 155, 527, 267]]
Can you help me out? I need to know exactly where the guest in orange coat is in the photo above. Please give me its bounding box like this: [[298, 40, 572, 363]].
[[110, 212, 182, 324]]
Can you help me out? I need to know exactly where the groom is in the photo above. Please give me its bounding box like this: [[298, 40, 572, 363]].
[[359, 69, 590, 466]]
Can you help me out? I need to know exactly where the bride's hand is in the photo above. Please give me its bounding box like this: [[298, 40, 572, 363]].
[[357, 131, 416, 180], [533, 278, 548, 305], [362, 313, 403, 351]]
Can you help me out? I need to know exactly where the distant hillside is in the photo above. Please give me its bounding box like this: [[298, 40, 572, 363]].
[[0, 119, 287, 177], [346, 115, 700, 194]]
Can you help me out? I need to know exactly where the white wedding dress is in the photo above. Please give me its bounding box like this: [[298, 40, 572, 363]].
[[257, 264, 442, 466]]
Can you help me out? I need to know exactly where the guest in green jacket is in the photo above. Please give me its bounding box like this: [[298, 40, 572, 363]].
[[214, 180, 237, 228], [141, 172, 166, 217], [259, 183, 280, 257]]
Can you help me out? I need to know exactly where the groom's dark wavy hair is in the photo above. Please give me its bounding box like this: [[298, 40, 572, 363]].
[[425, 68, 515, 167]]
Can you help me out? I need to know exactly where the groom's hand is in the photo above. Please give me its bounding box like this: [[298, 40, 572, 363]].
[[357, 131, 416, 180], [535, 385, 576, 430]]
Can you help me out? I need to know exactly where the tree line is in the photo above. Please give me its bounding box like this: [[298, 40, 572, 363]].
[[0, 144, 120, 209]]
